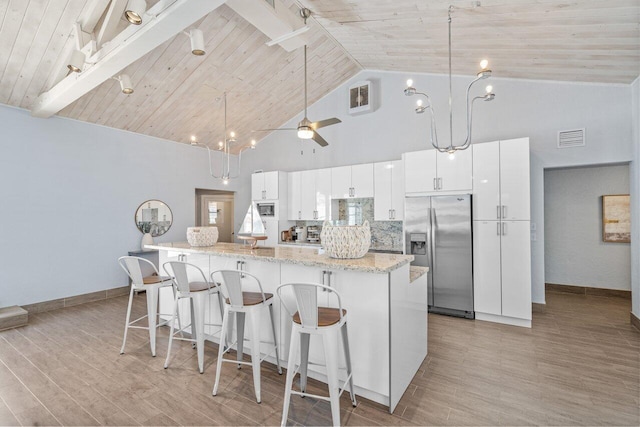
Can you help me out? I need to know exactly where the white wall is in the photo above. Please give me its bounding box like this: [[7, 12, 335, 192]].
[[631, 77, 640, 318], [544, 165, 630, 290], [0, 105, 237, 307], [237, 70, 634, 304]]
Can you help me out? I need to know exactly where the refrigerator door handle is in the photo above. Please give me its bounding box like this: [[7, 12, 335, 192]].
[[429, 206, 436, 274]]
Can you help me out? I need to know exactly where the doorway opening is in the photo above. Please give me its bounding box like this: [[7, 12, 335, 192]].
[[195, 189, 235, 243]]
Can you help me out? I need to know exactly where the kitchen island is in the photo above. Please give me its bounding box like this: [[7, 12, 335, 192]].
[[147, 242, 428, 412]]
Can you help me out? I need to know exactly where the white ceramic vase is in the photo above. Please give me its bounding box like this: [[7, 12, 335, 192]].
[[141, 232, 154, 250]]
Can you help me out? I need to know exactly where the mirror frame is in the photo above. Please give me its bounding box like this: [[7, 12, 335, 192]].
[[134, 199, 173, 237]]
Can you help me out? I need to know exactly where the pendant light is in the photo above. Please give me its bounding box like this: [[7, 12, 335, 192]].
[[403, 5, 495, 154]]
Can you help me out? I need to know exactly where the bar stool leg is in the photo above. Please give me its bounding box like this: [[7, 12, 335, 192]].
[[268, 303, 283, 374], [146, 284, 159, 357], [281, 329, 300, 427], [120, 287, 136, 354], [164, 295, 180, 369], [193, 293, 206, 374], [248, 310, 262, 403], [213, 305, 230, 396], [299, 333, 310, 393], [323, 330, 341, 427], [341, 323, 357, 407], [236, 312, 245, 368]]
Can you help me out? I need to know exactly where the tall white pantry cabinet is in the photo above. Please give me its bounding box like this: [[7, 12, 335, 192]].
[[472, 138, 531, 327]]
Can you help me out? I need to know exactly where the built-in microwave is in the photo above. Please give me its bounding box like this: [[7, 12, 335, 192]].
[[257, 202, 276, 217]]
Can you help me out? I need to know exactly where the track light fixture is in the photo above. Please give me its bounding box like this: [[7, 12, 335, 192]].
[[113, 74, 134, 94], [403, 5, 495, 154], [124, 0, 147, 25], [183, 29, 205, 56], [67, 49, 86, 73]]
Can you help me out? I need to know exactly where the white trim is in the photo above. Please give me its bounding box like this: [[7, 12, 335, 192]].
[[475, 312, 532, 328]]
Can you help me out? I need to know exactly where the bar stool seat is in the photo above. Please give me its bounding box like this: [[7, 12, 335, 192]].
[[211, 270, 282, 404], [277, 283, 357, 427], [118, 256, 174, 357]]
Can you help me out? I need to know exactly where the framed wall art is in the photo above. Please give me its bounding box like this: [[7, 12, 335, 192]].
[[602, 194, 631, 243]]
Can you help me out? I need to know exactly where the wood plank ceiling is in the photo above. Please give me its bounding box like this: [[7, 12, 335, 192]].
[[0, 0, 638, 151]]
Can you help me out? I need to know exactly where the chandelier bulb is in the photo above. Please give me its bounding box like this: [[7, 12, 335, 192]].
[[406, 79, 413, 87], [229, 131, 236, 138], [485, 85, 493, 93], [190, 135, 198, 145], [480, 59, 489, 70], [250, 139, 257, 149], [416, 99, 423, 107], [223, 179, 229, 185]]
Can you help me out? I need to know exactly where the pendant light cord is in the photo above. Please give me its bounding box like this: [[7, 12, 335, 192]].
[[448, 5, 453, 151]]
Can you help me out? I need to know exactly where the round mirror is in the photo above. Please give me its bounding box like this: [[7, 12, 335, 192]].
[[135, 200, 173, 237]]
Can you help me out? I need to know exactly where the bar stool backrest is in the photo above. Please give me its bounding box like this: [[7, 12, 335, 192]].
[[211, 270, 266, 307], [163, 261, 210, 294], [277, 283, 344, 330], [118, 256, 158, 288]]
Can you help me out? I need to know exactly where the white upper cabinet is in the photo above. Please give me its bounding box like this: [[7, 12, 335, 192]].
[[374, 160, 404, 221], [289, 168, 332, 221], [472, 138, 530, 221], [403, 149, 471, 194], [251, 171, 279, 200], [331, 163, 374, 199]]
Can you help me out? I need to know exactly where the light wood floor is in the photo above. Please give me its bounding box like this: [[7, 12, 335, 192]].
[[0, 290, 638, 426]]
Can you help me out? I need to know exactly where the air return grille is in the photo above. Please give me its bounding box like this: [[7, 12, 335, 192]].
[[557, 128, 585, 148]]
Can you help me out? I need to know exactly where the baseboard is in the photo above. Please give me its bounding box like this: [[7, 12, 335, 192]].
[[631, 312, 640, 332], [0, 306, 28, 331], [546, 283, 631, 299], [532, 302, 546, 313], [475, 312, 531, 328], [22, 285, 130, 314]]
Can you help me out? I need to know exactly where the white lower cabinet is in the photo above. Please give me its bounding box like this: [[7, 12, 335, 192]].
[[473, 220, 531, 325]]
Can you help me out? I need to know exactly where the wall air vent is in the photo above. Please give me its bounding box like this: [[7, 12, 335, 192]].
[[557, 128, 585, 148]]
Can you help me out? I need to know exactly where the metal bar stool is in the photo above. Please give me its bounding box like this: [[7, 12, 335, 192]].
[[277, 283, 357, 427], [162, 261, 225, 373], [211, 269, 282, 403], [118, 256, 174, 357]]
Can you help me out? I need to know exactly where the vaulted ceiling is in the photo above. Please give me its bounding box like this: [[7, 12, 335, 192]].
[[0, 0, 638, 152]]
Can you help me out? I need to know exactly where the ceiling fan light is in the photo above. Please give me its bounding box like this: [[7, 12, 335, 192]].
[[67, 49, 85, 73], [297, 127, 313, 139], [124, 0, 146, 25], [189, 29, 205, 56]]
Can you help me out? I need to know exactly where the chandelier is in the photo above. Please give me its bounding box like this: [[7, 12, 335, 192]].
[[404, 5, 495, 154], [202, 92, 256, 185]]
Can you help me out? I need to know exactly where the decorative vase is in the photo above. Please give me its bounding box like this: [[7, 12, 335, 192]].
[[141, 232, 154, 250], [187, 226, 219, 247], [320, 220, 371, 259]]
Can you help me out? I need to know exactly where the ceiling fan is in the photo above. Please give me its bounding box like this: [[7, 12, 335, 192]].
[[254, 9, 341, 147]]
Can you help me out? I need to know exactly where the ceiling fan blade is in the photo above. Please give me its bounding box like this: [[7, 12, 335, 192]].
[[311, 131, 329, 147], [310, 118, 341, 130], [252, 128, 297, 132]]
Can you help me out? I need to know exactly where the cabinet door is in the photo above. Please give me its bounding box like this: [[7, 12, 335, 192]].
[[300, 170, 316, 220], [472, 141, 501, 220], [404, 150, 437, 193], [315, 168, 332, 221], [288, 171, 302, 220], [472, 221, 502, 316], [258, 219, 279, 247], [352, 163, 374, 198], [500, 138, 530, 221], [251, 173, 264, 201], [374, 162, 392, 220], [437, 148, 472, 192], [501, 221, 531, 320], [263, 171, 279, 200], [390, 160, 405, 220], [331, 166, 352, 198]]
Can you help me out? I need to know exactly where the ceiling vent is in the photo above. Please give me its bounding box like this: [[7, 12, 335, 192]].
[[557, 128, 585, 148]]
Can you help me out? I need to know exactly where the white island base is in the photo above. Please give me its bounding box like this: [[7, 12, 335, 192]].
[[150, 242, 428, 413]]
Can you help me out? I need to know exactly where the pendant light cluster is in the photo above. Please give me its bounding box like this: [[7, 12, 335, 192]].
[[191, 93, 256, 185], [65, 1, 205, 96], [403, 5, 495, 154]]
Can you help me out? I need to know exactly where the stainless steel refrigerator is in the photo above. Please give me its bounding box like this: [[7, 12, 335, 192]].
[[405, 195, 474, 318]]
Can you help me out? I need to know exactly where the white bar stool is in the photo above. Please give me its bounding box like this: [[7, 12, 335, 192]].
[[211, 269, 282, 403], [162, 261, 225, 374], [277, 283, 357, 427], [118, 256, 174, 357]]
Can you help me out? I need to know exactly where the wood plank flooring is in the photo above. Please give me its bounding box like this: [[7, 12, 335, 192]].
[[0, 290, 637, 426]]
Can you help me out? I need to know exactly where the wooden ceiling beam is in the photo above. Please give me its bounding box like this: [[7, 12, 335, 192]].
[[79, 0, 112, 34], [31, 0, 226, 119]]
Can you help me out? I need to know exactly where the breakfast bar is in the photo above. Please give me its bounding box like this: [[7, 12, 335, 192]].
[[147, 242, 428, 412]]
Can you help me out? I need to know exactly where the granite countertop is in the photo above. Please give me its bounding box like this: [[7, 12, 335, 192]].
[[409, 266, 429, 283], [279, 241, 404, 253], [146, 242, 414, 274]]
